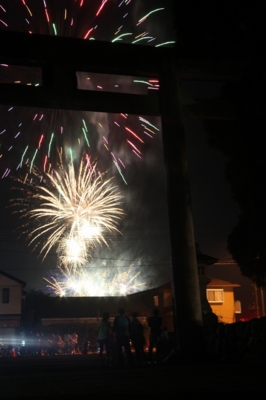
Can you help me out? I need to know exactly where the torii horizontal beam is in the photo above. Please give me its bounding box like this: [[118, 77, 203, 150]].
[[0, 30, 173, 76], [0, 31, 238, 119]]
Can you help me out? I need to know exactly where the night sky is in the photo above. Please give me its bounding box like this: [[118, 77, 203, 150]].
[[0, 1, 261, 315]]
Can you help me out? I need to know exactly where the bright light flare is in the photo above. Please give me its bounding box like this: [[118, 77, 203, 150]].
[[44, 264, 146, 297], [79, 221, 101, 239], [58, 235, 87, 266], [10, 158, 124, 262]]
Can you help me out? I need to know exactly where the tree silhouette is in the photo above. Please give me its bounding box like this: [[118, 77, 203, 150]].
[[203, 60, 266, 286]]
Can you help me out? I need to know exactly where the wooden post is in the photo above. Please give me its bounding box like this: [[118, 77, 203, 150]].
[[159, 62, 204, 352]]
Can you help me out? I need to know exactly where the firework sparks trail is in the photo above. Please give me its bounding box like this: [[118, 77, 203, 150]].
[[10, 158, 124, 265], [44, 264, 146, 297], [0, 0, 171, 182], [0, 1, 172, 296]]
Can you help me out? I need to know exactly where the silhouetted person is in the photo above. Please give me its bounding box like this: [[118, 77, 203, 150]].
[[97, 312, 111, 366], [130, 312, 146, 365], [63, 331, 71, 355], [57, 332, 64, 354], [113, 308, 134, 366], [71, 331, 78, 354], [148, 309, 162, 363], [47, 332, 57, 356], [82, 333, 90, 356]]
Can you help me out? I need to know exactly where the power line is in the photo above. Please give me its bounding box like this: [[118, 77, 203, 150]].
[[0, 261, 170, 272]]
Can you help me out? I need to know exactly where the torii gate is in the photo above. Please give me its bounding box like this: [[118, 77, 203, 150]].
[[0, 30, 203, 352]]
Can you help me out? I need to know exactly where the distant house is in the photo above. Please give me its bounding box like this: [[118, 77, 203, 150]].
[[22, 247, 240, 334], [129, 284, 173, 331], [133, 277, 240, 330], [207, 277, 240, 324], [0, 270, 26, 338], [25, 294, 150, 328], [23, 294, 152, 347], [23, 278, 240, 338]]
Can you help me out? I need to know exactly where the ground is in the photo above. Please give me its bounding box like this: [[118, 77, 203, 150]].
[[1, 354, 266, 399]]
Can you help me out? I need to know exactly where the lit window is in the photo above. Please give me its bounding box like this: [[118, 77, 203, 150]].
[[2, 288, 10, 304], [234, 300, 241, 314], [206, 289, 224, 303], [154, 295, 159, 307]]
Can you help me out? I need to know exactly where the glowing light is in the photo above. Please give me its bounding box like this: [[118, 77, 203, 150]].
[[82, 119, 88, 131], [132, 37, 153, 44], [52, 23, 57, 35], [58, 235, 88, 266], [137, 8, 164, 25], [48, 133, 54, 157], [22, 1, 33, 17], [84, 28, 93, 39], [45, 8, 49, 22], [38, 135, 44, 149], [1, 168, 9, 179], [30, 149, 38, 173], [139, 117, 160, 131], [0, 19, 8, 27], [44, 265, 145, 297], [112, 33, 132, 42], [155, 41, 176, 48], [132, 150, 142, 159], [127, 140, 141, 154], [113, 160, 127, 185], [96, 0, 108, 16], [43, 155, 48, 172], [133, 80, 153, 86], [10, 159, 124, 262], [82, 129, 90, 147], [125, 127, 144, 143], [118, 158, 125, 169], [144, 131, 153, 139], [19, 146, 29, 167]]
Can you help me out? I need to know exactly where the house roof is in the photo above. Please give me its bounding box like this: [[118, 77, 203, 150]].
[[26, 295, 150, 320], [0, 269, 26, 287], [197, 253, 219, 266], [207, 277, 240, 288], [129, 282, 172, 297]]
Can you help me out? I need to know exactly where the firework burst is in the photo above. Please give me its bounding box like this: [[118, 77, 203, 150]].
[[44, 264, 146, 297], [10, 157, 124, 264], [0, 1, 172, 295], [0, 0, 169, 182]]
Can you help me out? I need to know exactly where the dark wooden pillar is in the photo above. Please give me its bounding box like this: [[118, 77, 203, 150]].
[[159, 62, 204, 352]]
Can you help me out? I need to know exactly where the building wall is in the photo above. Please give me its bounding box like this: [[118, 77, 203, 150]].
[[0, 275, 23, 335], [145, 282, 238, 329], [208, 288, 236, 324], [0, 275, 23, 315]]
